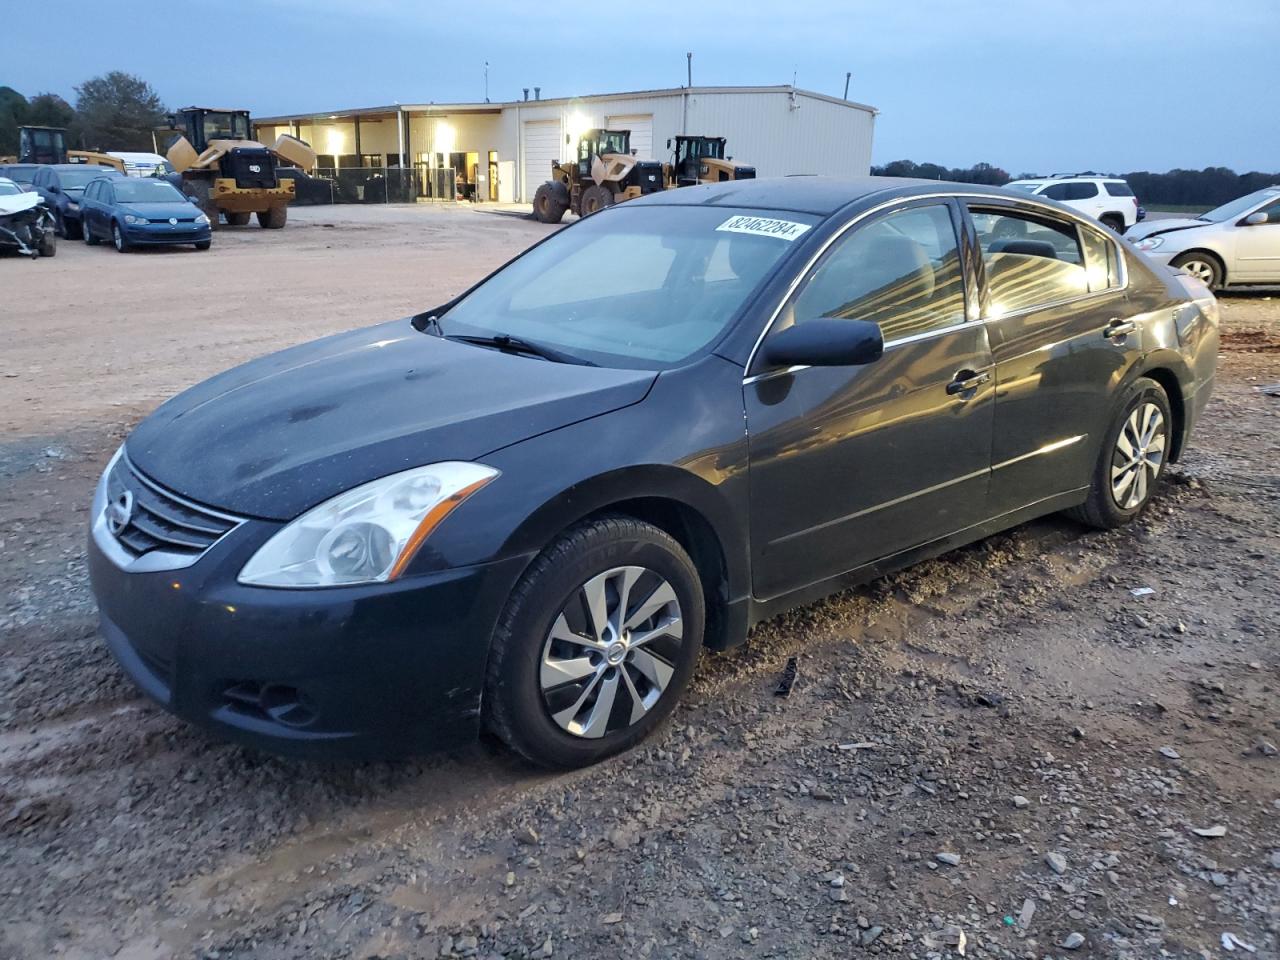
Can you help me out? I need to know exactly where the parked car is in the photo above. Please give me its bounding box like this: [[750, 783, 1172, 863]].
[[79, 176, 212, 252], [0, 176, 56, 258], [0, 163, 41, 190], [30, 164, 125, 239], [1005, 175, 1141, 233], [88, 177, 1219, 767], [1127, 186, 1280, 288], [107, 151, 174, 178]]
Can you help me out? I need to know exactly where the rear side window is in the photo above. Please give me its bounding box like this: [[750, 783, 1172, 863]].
[[968, 207, 1089, 316], [84, 181, 97, 201], [787, 203, 967, 342], [1104, 182, 1135, 198], [1067, 182, 1099, 200]]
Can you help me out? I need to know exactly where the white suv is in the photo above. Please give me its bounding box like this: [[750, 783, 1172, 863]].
[[1005, 176, 1141, 233]]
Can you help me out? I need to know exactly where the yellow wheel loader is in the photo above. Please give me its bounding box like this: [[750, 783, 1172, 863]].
[[10, 126, 126, 172], [668, 135, 755, 186], [532, 129, 665, 224], [158, 108, 315, 230]]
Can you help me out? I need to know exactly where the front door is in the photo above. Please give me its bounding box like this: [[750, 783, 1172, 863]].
[[1233, 196, 1280, 282], [966, 202, 1134, 514], [488, 151, 499, 202], [745, 200, 995, 600]]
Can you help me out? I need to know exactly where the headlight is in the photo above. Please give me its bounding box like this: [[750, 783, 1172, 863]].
[[123, 214, 148, 225], [1133, 236, 1164, 251], [238, 462, 498, 587], [194, 213, 210, 225]]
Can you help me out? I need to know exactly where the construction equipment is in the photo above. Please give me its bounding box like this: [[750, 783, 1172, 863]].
[[668, 135, 755, 186], [158, 107, 315, 229], [532, 129, 665, 224], [9, 126, 126, 172]]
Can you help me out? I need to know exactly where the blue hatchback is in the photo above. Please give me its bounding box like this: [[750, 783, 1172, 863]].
[[80, 177, 213, 252]]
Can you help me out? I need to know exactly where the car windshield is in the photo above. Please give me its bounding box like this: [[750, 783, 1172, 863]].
[[0, 181, 20, 196], [60, 169, 116, 189], [5, 167, 37, 183], [113, 179, 186, 203], [1200, 189, 1280, 222], [441, 205, 817, 369]]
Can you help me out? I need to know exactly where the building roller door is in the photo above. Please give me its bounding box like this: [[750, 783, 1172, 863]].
[[522, 120, 561, 202], [606, 114, 653, 159]]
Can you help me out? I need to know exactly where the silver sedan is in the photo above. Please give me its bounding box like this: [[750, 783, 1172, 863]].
[[1128, 186, 1280, 288]]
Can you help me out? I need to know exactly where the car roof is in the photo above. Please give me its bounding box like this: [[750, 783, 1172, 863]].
[[625, 176, 1037, 216]]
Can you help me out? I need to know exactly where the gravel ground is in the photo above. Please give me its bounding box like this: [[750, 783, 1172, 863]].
[[0, 207, 1277, 960]]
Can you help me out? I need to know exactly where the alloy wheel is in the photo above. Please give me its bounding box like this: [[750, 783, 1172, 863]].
[[1179, 259, 1215, 285], [539, 565, 683, 739], [1110, 401, 1166, 510], [113, 225, 124, 251]]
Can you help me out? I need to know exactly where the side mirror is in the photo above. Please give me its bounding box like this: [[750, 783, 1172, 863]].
[[666, 138, 672, 149], [762, 318, 884, 368], [1244, 211, 1269, 226]]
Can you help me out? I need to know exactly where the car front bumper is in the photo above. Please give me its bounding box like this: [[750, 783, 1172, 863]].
[[121, 223, 212, 245], [87, 498, 529, 760]]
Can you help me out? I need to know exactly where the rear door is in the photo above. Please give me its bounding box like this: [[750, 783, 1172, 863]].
[[745, 199, 994, 600], [966, 200, 1134, 515]]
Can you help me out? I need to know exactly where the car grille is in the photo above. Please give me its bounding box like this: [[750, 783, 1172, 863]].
[[105, 456, 241, 561], [145, 217, 197, 224]]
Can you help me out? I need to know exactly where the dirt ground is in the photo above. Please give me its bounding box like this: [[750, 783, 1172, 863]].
[[1, 206, 1277, 960]]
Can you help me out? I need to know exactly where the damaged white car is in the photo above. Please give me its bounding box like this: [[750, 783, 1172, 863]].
[[1128, 186, 1280, 289], [0, 176, 56, 259]]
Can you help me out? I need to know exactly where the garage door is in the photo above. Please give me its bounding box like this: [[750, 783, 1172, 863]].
[[522, 120, 561, 202], [606, 114, 653, 160]]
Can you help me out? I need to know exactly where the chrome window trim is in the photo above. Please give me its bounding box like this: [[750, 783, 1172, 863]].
[[741, 190, 1132, 384]]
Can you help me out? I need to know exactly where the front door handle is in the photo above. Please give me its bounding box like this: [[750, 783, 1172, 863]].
[[946, 369, 991, 395], [1103, 318, 1137, 340]]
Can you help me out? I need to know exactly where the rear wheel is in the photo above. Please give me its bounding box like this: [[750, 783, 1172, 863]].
[[533, 182, 569, 223], [112, 222, 130, 253], [1100, 214, 1125, 233], [579, 184, 615, 217], [256, 206, 287, 229], [83, 221, 99, 245], [1067, 377, 1172, 529], [38, 229, 56, 257], [225, 211, 251, 226], [1170, 251, 1222, 289], [485, 518, 704, 768]]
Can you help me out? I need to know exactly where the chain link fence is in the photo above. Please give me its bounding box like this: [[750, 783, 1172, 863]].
[[291, 167, 459, 205]]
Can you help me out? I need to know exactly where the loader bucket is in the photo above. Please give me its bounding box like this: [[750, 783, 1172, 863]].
[[273, 135, 316, 172], [166, 136, 200, 174]]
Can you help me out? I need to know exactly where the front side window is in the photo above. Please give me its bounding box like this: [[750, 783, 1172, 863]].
[[1041, 183, 1071, 200], [969, 207, 1089, 316], [442, 205, 815, 368], [785, 203, 967, 342], [1253, 198, 1280, 224]]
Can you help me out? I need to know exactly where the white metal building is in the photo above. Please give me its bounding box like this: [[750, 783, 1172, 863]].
[[255, 85, 877, 204]]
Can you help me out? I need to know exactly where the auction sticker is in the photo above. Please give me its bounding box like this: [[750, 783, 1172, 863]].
[[715, 215, 812, 241]]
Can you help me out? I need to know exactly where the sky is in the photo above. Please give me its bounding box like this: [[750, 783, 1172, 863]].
[[9, 0, 1278, 174]]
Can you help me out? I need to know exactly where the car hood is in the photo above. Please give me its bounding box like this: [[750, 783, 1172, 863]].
[[1126, 218, 1212, 241], [0, 192, 42, 216], [126, 320, 658, 520], [119, 202, 202, 220]]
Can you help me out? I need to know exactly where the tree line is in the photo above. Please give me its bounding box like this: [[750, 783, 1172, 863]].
[[0, 72, 166, 156], [871, 158, 1279, 208]]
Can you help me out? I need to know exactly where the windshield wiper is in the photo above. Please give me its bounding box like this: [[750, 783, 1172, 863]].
[[446, 333, 597, 366]]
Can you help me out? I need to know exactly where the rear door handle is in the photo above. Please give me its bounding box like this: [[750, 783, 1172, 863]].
[[1103, 318, 1137, 340], [946, 369, 991, 395]]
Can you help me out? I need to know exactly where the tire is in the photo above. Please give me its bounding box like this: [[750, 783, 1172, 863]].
[[194, 240, 211, 251], [65, 217, 82, 240], [84, 222, 99, 245], [55, 212, 67, 239], [225, 211, 251, 226], [256, 205, 287, 229], [533, 182, 569, 224], [484, 517, 705, 768], [38, 229, 56, 257], [1100, 214, 1125, 234], [579, 184, 615, 217], [112, 222, 130, 253], [1170, 251, 1223, 289], [1066, 376, 1173, 529]]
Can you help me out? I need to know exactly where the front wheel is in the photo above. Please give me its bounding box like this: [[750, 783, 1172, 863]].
[[194, 240, 211, 251], [1067, 377, 1172, 529], [256, 206, 287, 229], [579, 184, 615, 216], [484, 518, 704, 768], [38, 229, 56, 257], [225, 211, 251, 226], [112, 222, 130, 253], [1170, 251, 1222, 289]]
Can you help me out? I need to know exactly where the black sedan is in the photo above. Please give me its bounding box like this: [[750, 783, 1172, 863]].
[[88, 177, 1219, 768], [29, 163, 124, 238]]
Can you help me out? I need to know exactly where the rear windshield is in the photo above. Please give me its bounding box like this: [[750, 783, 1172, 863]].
[[4, 167, 37, 183], [1105, 182, 1135, 197], [112, 179, 187, 203], [442, 205, 818, 368]]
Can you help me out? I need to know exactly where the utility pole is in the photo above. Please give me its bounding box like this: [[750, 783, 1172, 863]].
[[484, 62, 490, 103], [687, 52, 693, 88], [843, 71, 851, 100]]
